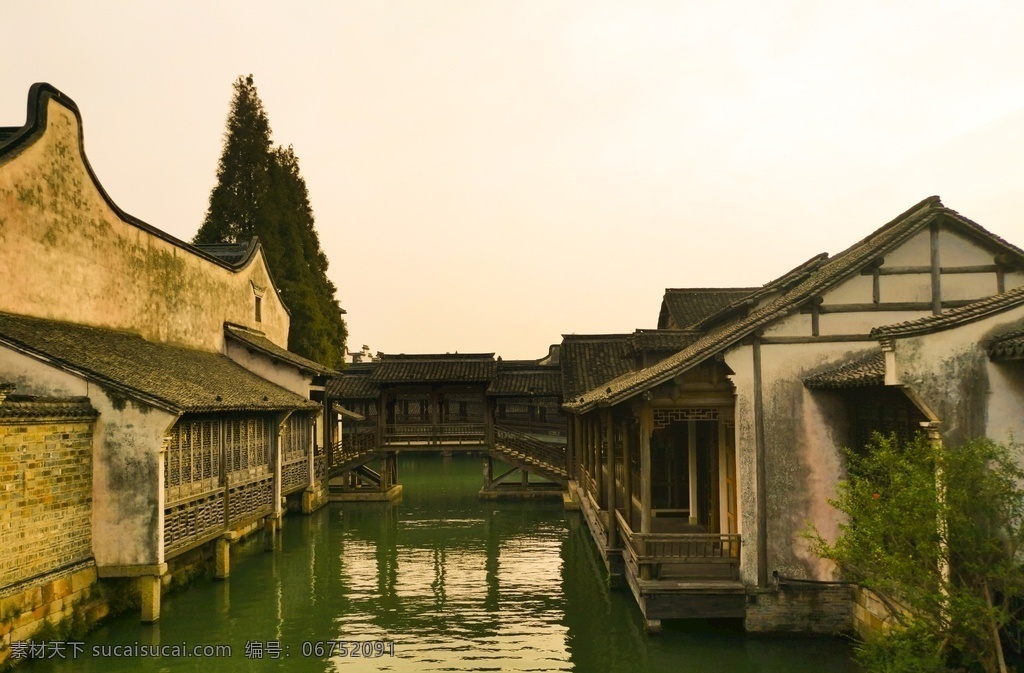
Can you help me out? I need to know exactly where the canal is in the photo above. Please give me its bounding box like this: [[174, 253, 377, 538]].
[[22, 454, 858, 672]]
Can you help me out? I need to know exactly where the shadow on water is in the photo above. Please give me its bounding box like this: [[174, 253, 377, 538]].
[[18, 453, 858, 672]]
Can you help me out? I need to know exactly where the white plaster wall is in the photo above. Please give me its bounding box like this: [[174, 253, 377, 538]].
[[0, 97, 289, 353], [882, 228, 930, 266], [818, 310, 930, 336], [892, 303, 1024, 449], [940, 227, 999, 266], [1005, 272, 1024, 291], [942, 272, 999, 302], [820, 274, 873, 305], [763, 312, 812, 337], [0, 345, 175, 567], [754, 341, 878, 580], [225, 341, 311, 398], [878, 273, 931, 303], [723, 344, 756, 586]]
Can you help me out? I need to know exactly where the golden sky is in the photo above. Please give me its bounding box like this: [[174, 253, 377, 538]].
[[3, 1, 1024, 358]]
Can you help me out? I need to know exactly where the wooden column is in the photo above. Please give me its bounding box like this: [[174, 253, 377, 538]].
[[688, 420, 698, 525], [605, 409, 617, 547], [639, 403, 653, 581], [594, 415, 603, 507], [717, 415, 729, 534], [623, 418, 634, 530], [930, 222, 942, 315]]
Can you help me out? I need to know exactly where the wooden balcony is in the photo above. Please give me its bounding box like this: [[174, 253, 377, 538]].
[[616, 511, 741, 582]]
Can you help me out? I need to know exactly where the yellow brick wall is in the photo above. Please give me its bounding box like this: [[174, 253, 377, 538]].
[[0, 418, 94, 588]]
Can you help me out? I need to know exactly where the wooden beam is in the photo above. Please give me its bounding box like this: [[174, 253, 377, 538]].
[[605, 410, 617, 548], [624, 418, 634, 531], [688, 420, 698, 525], [800, 300, 978, 314], [760, 334, 878, 345], [860, 264, 999, 275], [930, 222, 942, 315]]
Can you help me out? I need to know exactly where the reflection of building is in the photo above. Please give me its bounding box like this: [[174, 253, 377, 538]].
[[561, 197, 1024, 632], [0, 83, 334, 657]]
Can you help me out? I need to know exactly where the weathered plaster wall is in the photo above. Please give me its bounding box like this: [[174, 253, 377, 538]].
[[892, 304, 1024, 449], [758, 342, 875, 580], [0, 96, 289, 352], [224, 341, 311, 398], [724, 344, 757, 586], [0, 345, 175, 568]]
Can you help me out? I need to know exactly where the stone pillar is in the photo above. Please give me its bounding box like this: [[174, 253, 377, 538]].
[[264, 516, 278, 551], [139, 575, 161, 624], [215, 537, 230, 579]]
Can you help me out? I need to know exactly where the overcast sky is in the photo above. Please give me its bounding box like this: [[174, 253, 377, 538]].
[[3, 1, 1024, 359]]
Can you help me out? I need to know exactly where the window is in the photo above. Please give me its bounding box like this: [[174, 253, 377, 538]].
[[254, 295, 262, 323]]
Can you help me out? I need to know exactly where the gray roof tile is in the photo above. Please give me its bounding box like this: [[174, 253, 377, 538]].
[[0, 312, 318, 414]]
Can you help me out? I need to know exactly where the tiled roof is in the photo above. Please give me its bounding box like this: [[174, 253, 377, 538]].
[[0, 312, 318, 414], [325, 370, 380, 399], [691, 253, 830, 330], [225, 323, 335, 376], [567, 197, 1024, 413], [369, 354, 497, 383], [989, 327, 1024, 361], [0, 390, 98, 421], [193, 241, 258, 267], [627, 329, 701, 353], [870, 285, 1024, 339], [803, 350, 885, 389], [659, 288, 758, 329], [559, 335, 634, 400], [488, 368, 562, 397]]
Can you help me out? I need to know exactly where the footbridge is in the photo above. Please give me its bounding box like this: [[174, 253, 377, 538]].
[[324, 353, 567, 500]]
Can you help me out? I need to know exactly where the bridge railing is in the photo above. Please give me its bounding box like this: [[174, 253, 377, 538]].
[[493, 425, 566, 470], [383, 423, 486, 445], [329, 431, 377, 469]]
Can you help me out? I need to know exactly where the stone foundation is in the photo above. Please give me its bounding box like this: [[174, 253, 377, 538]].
[[744, 582, 854, 634], [853, 586, 903, 638], [0, 562, 107, 668]]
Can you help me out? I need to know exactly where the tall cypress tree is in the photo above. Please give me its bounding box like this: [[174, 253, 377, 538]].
[[194, 76, 348, 368]]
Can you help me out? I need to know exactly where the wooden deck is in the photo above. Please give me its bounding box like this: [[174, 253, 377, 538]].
[[574, 482, 746, 630]]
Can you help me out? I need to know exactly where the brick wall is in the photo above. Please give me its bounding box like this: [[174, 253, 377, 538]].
[[0, 392, 101, 666], [1, 405, 96, 588], [745, 582, 854, 634]]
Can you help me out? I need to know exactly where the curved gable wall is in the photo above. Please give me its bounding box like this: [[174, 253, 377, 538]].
[[0, 86, 289, 352]]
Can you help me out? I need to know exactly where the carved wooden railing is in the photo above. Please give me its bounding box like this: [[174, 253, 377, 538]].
[[616, 511, 740, 581]]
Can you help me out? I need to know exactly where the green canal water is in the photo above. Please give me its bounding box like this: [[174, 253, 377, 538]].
[[22, 454, 858, 672]]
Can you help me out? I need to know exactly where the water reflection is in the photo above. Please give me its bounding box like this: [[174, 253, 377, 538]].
[[20, 454, 856, 672]]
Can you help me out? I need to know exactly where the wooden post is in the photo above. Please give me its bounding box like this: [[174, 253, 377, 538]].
[[605, 410, 617, 548], [930, 222, 942, 315], [639, 403, 653, 580], [593, 413, 598, 503], [718, 415, 729, 534], [688, 419, 698, 525], [623, 418, 633, 530]]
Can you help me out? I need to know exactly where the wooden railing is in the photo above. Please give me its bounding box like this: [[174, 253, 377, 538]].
[[494, 425, 565, 466], [383, 423, 486, 445], [616, 511, 741, 581], [328, 432, 377, 470], [492, 424, 568, 483]]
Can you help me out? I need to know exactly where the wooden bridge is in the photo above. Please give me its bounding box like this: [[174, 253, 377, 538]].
[[325, 421, 567, 500]]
